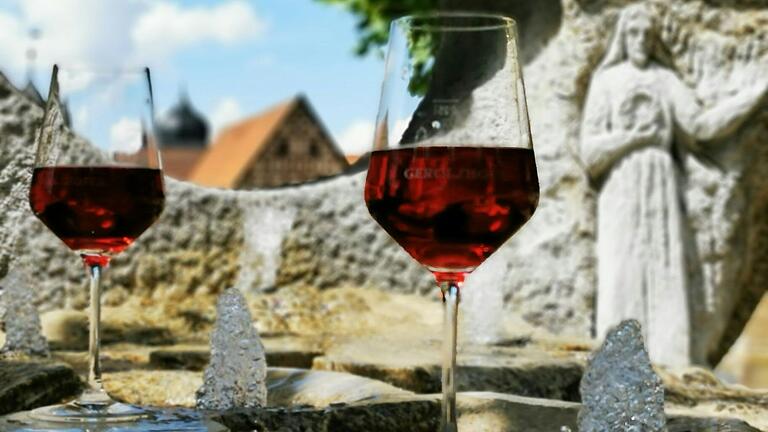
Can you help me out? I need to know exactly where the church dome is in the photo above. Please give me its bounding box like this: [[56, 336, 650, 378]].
[[155, 92, 209, 148]]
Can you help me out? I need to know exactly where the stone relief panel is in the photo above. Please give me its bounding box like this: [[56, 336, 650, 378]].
[[580, 2, 768, 365]]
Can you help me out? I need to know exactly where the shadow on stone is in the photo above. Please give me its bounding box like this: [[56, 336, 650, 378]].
[[42, 310, 175, 351], [213, 396, 440, 432], [149, 345, 323, 371], [0, 360, 82, 415], [313, 352, 584, 401], [667, 417, 761, 432]]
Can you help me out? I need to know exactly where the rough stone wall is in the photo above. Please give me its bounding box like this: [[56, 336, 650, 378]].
[[0, 76, 102, 309], [0, 75, 431, 310], [1, 0, 768, 363]]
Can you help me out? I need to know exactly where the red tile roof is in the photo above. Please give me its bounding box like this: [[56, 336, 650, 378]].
[[188, 97, 297, 188]]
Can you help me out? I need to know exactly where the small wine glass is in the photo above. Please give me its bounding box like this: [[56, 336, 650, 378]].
[[364, 13, 538, 431], [28, 65, 164, 423]]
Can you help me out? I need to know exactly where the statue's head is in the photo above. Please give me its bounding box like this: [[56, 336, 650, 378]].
[[623, 7, 654, 67], [598, 4, 669, 72]]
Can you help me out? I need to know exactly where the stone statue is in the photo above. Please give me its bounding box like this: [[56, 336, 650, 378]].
[[580, 4, 768, 366]]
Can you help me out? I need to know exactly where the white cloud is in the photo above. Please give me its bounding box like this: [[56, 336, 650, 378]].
[[109, 117, 143, 153], [74, 106, 90, 130], [0, 1, 265, 84], [336, 118, 412, 154], [337, 120, 375, 155], [0, 12, 28, 77], [20, 0, 145, 70], [133, 1, 265, 62], [209, 97, 243, 137]]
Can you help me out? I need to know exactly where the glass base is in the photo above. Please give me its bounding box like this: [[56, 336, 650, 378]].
[[1, 407, 227, 431], [30, 401, 148, 423]]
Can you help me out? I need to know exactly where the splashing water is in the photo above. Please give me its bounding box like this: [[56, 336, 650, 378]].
[[578, 320, 666, 432], [196, 287, 267, 410], [461, 250, 507, 344], [237, 204, 296, 293], [0, 265, 49, 357]]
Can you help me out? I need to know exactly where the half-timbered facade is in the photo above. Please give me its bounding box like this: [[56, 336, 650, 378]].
[[189, 95, 348, 189]]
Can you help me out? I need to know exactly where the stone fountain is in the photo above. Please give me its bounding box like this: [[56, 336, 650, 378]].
[[1, 0, 768, 430]]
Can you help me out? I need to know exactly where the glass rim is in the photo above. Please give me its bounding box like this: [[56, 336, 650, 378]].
[[393, 12, 517, 32], [51, 64, 152, 80], [369, 143, 530, 151], [47, 63, 155, 119]]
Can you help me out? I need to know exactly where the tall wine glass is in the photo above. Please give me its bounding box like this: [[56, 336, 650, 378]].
[[28, 65, 164, 422], [364, 13, 538, 431]]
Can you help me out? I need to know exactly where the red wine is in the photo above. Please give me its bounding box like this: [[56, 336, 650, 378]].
[[29, 166, 165, 257], [365, 146, 538, 275]]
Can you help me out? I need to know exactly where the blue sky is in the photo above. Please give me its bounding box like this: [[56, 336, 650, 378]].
[[0, 0, 383, 155]]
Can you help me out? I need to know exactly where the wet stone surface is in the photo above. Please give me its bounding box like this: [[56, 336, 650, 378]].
[[149, 343, 322, 371], [312, 334, 589, 399], [0, 407, 228, 431], [667, 417, 761, 432], [0, 360, 81, 416], [101, 367, 412, 409], [1, 334, 767, 430]]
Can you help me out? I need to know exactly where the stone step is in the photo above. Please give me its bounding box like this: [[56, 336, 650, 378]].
[[148, 340, 322, 371], [3, 360, 762, 431], [101, 367, 412, 408], [311, 335, 588, 400], [0, 360, 82, 416], [212, 392, 761, 432]]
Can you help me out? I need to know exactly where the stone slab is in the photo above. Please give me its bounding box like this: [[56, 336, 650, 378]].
[[41, 309, 175, 351], [662, 367, 768, 431], [2, 361, 763, 431], [312, 335, 588, 399], [148, 339, 322, 371], [0, 360, 81, 416], [101, 367, 411, 409], [212, 392, 762, 432]]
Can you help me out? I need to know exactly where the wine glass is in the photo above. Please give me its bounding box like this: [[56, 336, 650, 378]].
[[28, 65, 164, 423], [364, 13, 538, 431]]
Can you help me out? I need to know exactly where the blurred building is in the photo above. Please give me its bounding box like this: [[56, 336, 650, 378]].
[[155, 92, 210, 179], [20, 77, 71, 125], [21, 80, 44, 107], [188, 95, 348, 189], [21, 29, 45, 109]]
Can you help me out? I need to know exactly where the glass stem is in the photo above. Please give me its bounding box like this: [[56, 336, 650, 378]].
[[439, 280, 460, 432], [76, 262, 112, 408]]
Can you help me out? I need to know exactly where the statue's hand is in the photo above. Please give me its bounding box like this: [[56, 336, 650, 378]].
[[733, 38, 768, 99], [628, 125, 660, 150], [751, 78, 768, 102], [735, 72, 768, 110], [751, 67, 768, 97]]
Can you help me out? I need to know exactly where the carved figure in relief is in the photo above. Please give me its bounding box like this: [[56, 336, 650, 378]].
[[580, 4, 767, 366]]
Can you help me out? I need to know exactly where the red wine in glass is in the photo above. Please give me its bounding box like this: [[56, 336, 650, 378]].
[[365, 146, 539, 277], [367, 13, 533, 431], [27, 65, 166, 424], [29, 166, 164, 265]]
